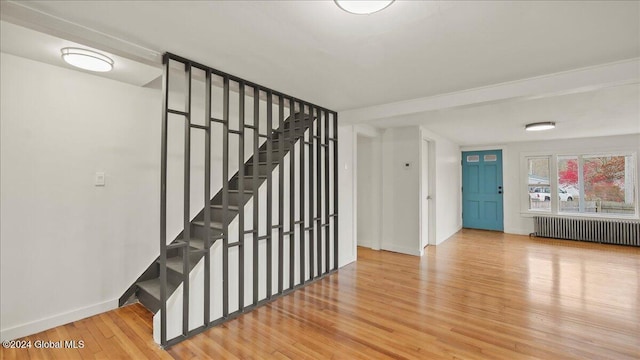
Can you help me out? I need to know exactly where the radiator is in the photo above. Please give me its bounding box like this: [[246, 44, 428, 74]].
[[533, 216, 640, 247]]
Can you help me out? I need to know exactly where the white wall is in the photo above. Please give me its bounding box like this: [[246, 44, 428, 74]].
[[338, 125, 357, 266], [0, 52, 347, 341], [339, 125, 462, 259], [421, 127, 462, 245], [0, 52, 161, 340], [380, 127, 423, 255], [356, 134, 382, 250], [495, 134, 640, 235], [378, 126, 462, 254]]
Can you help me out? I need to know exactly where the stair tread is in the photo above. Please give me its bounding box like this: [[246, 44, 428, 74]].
[[249, 161, 278, 165], [211, 204, 239, 210], [137, 278, 178, 301], [174, 237, 207, 250], [166, 252, 202, 274], [237, 175, 268, 178], [192, 220, 224, 229], [261, 141, 292, 148]]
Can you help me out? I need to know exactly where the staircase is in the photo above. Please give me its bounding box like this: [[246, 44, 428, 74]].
[[119, 111, 313, 313], [119, 53, 338, 348]]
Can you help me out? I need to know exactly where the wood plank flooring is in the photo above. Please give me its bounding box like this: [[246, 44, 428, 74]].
[[2, 229, 639, 359]]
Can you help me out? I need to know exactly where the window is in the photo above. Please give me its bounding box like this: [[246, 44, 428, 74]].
[[527, 157, 550, 211], [557, 156, 579, 212], [558, 154, 635, 215], [524, 153, 637, 217]]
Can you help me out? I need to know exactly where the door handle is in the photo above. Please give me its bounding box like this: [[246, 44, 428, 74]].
[[427, 196, 432, 200]]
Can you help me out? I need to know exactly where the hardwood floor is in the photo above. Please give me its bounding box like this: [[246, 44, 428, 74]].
[[2, 229, 639, 359]]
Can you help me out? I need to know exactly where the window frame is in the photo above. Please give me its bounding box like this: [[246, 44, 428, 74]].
[[525, 156, 553, 213], [521, 151, 638, 219]]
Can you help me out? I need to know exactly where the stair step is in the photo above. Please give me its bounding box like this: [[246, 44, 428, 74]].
[[233, 177, 267, 183], [211, 204, 239, 210], [249, 157, 280, 163], [165, 252, 202, 275], [263, 139, 289, 144], [137, 278, 179, 312], [174, 237, 207, 250], [229, 189, 254, 193], [192, 220, 223, 229], [237, 174, 268, 179]]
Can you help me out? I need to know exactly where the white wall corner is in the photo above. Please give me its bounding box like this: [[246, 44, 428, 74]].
[[380, 243, 423, 257], [435, 224, 463, 246], [354, 123, 382, 138]]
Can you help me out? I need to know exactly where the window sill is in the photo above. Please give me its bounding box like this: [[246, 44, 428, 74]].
[[520, 211, 639, 221]]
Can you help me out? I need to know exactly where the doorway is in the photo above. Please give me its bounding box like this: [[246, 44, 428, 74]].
[[462, 150, 504, 231]]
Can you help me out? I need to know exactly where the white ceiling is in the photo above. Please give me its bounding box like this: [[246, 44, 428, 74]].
[[369, 83, 640, 146], [1, 0, 639, 145], [0, 21, 160, 87]]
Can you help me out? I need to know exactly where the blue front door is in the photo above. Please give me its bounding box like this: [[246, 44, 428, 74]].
[[462, 150, 504, 231]]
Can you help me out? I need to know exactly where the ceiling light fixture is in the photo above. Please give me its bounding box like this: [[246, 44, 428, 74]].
[[61, 47, 114, 72], [335, 0, 395, 15], [525, 122, 556, 132]]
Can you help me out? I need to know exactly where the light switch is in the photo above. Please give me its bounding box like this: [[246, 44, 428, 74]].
[[95, 172, 105, 186]]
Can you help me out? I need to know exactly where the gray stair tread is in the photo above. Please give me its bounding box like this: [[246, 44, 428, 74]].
[[189, 237, 205, 250], [193, 220, 223, 229], [235, 179, 266, 184], [229, 189, 253, 193], [211, 204, 239, 210], [237, 175, 267, 178], [264, 140, 292, 145], [137, 278, 178, 300], [165, 253, 202, 274], [174, 237, 206, 250]]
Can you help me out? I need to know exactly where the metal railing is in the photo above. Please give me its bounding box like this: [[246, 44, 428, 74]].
[[159, 53, 338, 347]]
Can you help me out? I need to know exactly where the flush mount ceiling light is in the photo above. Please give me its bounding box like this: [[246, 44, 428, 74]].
[[61, 47, 114, 72], [525, 122, 556, 132], [335, 0, 395, 15]]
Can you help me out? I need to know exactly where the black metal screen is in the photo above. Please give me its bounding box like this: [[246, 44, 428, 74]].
[[159, 53, 338, 347]]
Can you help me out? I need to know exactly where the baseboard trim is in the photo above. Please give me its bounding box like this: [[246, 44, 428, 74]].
[[0, 299, 118, 341], [504, 227, 530, 236], [434, 225, 463, 245], [381, 243, 422, 256]]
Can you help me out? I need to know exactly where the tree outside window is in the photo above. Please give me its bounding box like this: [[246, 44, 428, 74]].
[[558, 155, 634, 214]]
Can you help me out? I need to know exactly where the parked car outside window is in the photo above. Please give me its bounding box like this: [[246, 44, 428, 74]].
[[529, 187, 550, 201], [529, 186, 574, 201], [558, 188, 573, 201]]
